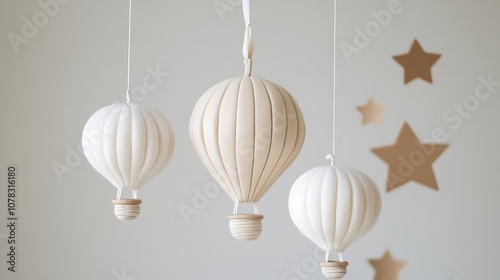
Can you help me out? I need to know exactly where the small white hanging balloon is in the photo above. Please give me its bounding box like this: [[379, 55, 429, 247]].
[[82, 103, 174, 221], [289, 164, 381, 279]]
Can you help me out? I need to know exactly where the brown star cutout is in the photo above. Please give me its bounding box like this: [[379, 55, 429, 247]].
[[393, 39, 441, 84], [369, 250, 407, 280], [371, 122, 449, 192], [356, 98, 386, 125]]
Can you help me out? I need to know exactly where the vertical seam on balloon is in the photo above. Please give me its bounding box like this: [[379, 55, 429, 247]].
[[120, 105, 131, 189], [318, 167, 329, 250], [154, 110, 174, 173], [192, 81, 226, 196], [88, 106, 118, 187], [337, 170, 351, 250], [304, 170, 316, 248], [270, 83, 303, 194], [248, 77, 271, 202], [358, 173, 368, 237], [234, 78, 245, 201], [133, 108, 149, 188], [253, 80, 286, 201], [143, 109, 161, 188], [128, 105, 134, 189], [108, 105, 127, 190], [365, 174, 379, 232], [201, 80, 239, 200], [247, 76, 256, 202], [333, 167, 340, 251], [263, 84, 300, 192], [129, 106, 142, 188], [340, 171, 357, 251]]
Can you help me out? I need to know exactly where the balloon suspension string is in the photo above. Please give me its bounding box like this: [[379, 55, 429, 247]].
[[331, 0, 338, 166], [116, 189, 122, 200], [132, 189, 138, 199], [325, 251, 344, 263], [242, 0, 254, 76], [125, 0, 132, 103], [233, 199, 260, 215]]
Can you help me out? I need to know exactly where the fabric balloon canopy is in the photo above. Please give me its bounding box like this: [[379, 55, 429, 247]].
[[190, 76, 305, 204], [289, 166, 381, 253], [82, 103, 174, 191]]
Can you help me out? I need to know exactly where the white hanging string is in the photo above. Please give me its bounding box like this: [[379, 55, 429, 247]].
[[325, 250, 330, 262], [331, 0, 337, 165], [242, 0, 254, 76], [116, 189, 122, 200], [233, 199, 240, 215], [233, 199, 260, 215], [125, 0, 132, 103]]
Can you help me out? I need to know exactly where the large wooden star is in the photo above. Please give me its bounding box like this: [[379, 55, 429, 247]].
[[356, 98, 386, 125], [371, 122, 449, 192], [369, 251, 407, 280], [393, 39, 441, 84]]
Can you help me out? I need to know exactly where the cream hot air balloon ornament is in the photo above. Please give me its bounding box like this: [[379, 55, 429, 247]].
[[289, 157, 381, 279], [82, 0, 174, 221], [288, 1, 381, 278], [190, 0, 305, 241]]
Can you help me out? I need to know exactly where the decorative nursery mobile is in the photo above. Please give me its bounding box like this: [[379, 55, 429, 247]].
[[356, 98, 386, 125], [369, 250, 407, 280], [190, 0, 305, 241], [393, 39, 442, 84], [371, 122, 448, 192], [288, 1, 382, 279], [82, 0, 174, 221]]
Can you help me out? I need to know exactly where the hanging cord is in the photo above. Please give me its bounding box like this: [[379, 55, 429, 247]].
[[125, 0, 132, 103], [331, 0, 337, 165], [242, 0, 254, 76], [116, 189, 138, 200], [233, 199, 260, 215], [324, 250, 344, 263]]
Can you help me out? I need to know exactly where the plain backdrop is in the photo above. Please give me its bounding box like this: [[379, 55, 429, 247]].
[[1, 0, 499, 279]]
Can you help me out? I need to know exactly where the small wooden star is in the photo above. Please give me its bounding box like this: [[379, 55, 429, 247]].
[[393, 39, 441, 84], [356, 98, 386, 125], [369, 250, 407, 280], [371, 122, 449, 192]]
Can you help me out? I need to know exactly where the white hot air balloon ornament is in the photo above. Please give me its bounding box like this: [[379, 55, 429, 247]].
[[190, 0, 305, 241], [82, 0, 174, 221], [288, 1, 382, 279]]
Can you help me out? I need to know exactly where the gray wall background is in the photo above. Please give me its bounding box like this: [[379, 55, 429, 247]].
[[1, 0, 499, 279]]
